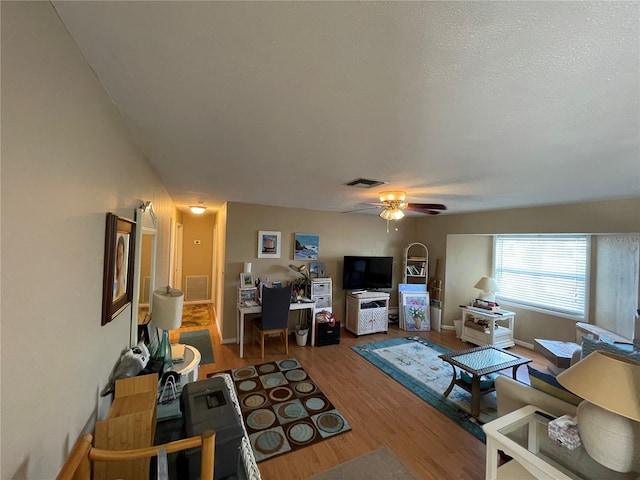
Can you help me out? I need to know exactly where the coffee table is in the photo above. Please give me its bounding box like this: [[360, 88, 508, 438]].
[[439, 345, 531, 418]]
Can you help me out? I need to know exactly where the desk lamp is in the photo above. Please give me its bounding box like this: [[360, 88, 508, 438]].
[[556, 351, 640, 473], [151, 286, 184, 372], [474, 276, 500, 302]]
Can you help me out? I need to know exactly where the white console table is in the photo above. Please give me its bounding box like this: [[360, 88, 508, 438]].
[[345, 292, 390, 336], [460, 306, 515, 348]]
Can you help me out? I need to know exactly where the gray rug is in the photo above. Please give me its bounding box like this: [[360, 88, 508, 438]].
[[308, 447, 416, 480], [179, 329, 215, 364]]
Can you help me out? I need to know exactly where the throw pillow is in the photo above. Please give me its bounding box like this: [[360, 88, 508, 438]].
[[459, 370, 497, 390], [527, 366, 583, 406], [581, 336, 640, 364]]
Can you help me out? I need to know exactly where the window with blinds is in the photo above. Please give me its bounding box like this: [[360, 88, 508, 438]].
[[494, 235, 589, 318]]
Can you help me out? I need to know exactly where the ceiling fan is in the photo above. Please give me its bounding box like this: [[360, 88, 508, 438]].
[[375, 191, 447, 220]]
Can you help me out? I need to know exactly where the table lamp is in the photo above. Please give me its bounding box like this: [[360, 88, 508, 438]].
[[556, 351, 640, 473], [474, 276, 500, 302], [151, 286, 184, 372]]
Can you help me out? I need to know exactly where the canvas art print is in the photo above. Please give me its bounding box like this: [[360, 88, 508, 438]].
[[403, 292, 430, 331], [294, 233, 319, 260], [309, 261, 326, 278]]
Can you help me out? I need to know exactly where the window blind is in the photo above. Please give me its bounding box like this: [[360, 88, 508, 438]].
[[495, 235, 588, 317]]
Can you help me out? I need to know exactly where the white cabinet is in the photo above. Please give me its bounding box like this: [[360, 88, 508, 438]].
[[460, 306, 516, 348], [307, 278, 332, 347], [309, 278, 332, 316], [345, 292, 390, 336], [403, 243, 428, 286]]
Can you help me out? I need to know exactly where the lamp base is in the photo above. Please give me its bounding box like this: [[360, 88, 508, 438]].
[[577, 400, 640, 473], [478, 291, 496, 302], [155, 329, 173, 373]]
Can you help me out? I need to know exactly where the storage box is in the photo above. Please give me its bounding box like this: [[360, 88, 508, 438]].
[[548, 414, 582, 450], [181, 377, 244, 479], [316, 321, 340, 346]]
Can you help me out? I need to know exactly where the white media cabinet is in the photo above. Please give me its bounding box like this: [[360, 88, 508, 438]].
[[460, 306, 516, 348], [345, 291, 390, 336]]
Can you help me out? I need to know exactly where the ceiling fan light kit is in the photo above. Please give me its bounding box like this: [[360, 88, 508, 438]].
[[379, 191, 406, 203]]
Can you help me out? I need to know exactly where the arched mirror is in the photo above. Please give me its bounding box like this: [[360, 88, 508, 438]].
[[130, 202, 157, 347]]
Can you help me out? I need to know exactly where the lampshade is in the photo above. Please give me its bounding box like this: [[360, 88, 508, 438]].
[[556, 351, 640, 472], [379, 191, 406, 203], [556, 351, 640, 421], [151, 287, 184, 330], [189, 205, 206, 214], [379, 207, 405, 220], [474, 276, 500, 293]]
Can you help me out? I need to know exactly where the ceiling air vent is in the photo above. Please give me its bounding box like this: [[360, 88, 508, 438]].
[[345, 178, 387, 189]]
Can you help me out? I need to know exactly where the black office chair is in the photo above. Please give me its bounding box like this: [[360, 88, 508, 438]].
[[253, 285, 292, 359]]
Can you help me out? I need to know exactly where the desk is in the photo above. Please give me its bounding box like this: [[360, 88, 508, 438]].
[[237, 300, 316, 358]]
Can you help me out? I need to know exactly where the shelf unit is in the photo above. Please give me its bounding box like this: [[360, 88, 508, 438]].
[[403, 243, 428, 285], [460, 306, 516, 348], [307, 278, 332, 317], [345, 291, 390, 336]]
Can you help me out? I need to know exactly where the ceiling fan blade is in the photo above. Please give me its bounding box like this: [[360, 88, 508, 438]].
[[405, 203, 447, 212], [342, 205, 380, 213]]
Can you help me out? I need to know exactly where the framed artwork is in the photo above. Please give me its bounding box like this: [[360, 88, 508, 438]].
[[402, 292, 430, 332], [258, 231, 281, 258], [240, 272, 254, 287], [294, 233, 319, 260], [309, 261, 326, 278], [102, 213, 136, 326]]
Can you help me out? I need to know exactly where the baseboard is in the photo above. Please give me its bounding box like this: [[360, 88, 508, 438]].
[[441, 325, 455, 331], [184, 300, 212, 305], [222, 337, 237, 344], [514, 338, 533, 350]]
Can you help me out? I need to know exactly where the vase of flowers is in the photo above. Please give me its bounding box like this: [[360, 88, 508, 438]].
[[409, 306, 425, 329]]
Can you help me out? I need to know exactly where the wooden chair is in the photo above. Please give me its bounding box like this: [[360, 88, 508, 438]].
[[56, 430, 215, 480], [253, 285, 292, 359]]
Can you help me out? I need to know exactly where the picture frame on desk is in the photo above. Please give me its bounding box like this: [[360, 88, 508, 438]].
[[240, 272, 254, 287]]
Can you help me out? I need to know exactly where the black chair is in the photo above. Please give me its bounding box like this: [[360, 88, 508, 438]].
[[253, 285, 292, 359]]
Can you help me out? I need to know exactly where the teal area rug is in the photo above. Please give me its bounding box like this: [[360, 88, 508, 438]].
[[179, 329, 215, 364], [209, 358, 351, 463], [352, 336, 497, 442]]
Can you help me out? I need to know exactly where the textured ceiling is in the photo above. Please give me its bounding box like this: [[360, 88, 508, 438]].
[[52, 1, 640, 215]]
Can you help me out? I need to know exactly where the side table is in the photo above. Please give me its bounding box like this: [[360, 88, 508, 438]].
[[156, 345, 201, 422], [172, 344, 201, 382], [483, 405, 635, 480]]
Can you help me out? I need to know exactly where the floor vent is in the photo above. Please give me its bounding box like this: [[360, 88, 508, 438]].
[[185, 275, 209, 302], [345, 178, 387, 188]]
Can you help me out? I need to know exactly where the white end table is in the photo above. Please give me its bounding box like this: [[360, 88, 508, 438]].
[[483, 405, 635, 480], [171, 344, 201, 382]]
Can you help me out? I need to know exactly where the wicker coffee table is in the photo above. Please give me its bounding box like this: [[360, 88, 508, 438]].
[[439, 345, 531, 418]]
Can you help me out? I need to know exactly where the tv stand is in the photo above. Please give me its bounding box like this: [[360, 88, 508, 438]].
[[345, 291, 389, 337]]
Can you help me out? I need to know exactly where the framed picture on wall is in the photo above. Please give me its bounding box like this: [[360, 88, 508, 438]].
[[102, 213, 136, 326], [258, 231, 281, 258], [294, 233, 319, 260]]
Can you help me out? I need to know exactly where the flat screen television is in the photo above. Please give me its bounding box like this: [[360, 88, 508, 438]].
[[342, 256, 393, 290]]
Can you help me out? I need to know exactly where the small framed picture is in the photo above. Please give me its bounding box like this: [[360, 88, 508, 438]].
[[240, 272, 254, 287], [309, 261, 326, 278], [258, 231, 281, 258]]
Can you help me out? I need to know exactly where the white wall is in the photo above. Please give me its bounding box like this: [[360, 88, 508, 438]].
[[1, 3, 175, 478]]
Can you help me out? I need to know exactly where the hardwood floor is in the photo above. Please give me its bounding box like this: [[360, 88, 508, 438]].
[[171, 305, 547, 480]]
